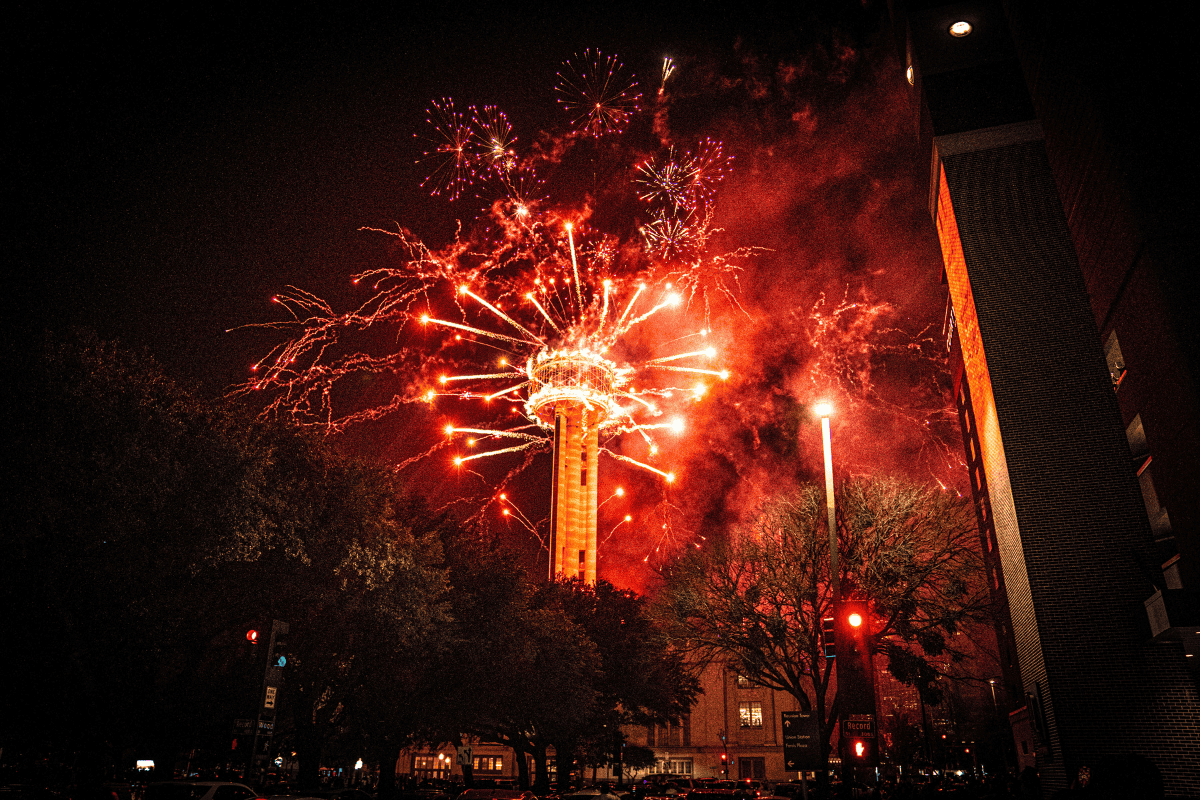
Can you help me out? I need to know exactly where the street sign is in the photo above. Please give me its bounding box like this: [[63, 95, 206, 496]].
[[233, 718, 255, 735], [841, 715, 875, 739], [781, 710, 823, 771], [264, 686, 277, 710], [457, 746, 473, 766]]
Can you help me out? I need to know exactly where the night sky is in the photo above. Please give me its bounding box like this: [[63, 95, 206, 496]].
[[13, 2, 960, 590]]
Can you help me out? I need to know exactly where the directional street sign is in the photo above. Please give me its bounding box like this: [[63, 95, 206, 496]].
[[781, 710, 823, 771]]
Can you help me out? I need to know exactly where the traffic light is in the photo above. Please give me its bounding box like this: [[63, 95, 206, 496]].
[[834, 600, 875, 709], [271, 632, 288, 668], [246, 629, 259, 644], [848, 738, 877, 763], [822, 616, 836, 658], [835, 599, 878, 766], [720, 751, 728, 775], [266, 619, 290, 670]]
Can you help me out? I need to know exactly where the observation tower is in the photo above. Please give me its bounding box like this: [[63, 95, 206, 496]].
[[526, 347, 620, 583]]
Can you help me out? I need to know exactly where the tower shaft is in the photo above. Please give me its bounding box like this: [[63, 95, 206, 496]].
[[552, 403, 599, 583]]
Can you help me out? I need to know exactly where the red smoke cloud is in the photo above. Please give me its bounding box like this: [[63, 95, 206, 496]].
[[238, 34, 964, 594]]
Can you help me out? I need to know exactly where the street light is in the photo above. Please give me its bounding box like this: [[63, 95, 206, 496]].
[[814, 402, 839, 600]]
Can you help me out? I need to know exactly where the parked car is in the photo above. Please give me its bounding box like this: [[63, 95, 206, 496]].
[[454, 789, 534, 800], [307, 791, 373, 800], [144, 783, 266, 800]]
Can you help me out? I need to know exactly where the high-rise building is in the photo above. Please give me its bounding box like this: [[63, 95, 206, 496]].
[[891, 1, 1199, 795]]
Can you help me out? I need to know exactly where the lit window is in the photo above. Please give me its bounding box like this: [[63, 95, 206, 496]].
[[1104, 331, 1126, 389], [739, 701, 763, 728]]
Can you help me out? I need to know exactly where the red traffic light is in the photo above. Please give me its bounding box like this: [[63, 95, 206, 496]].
[[246, 629, 259, 643], [720, 753, 727, 761], [848, 613, 863, 628]]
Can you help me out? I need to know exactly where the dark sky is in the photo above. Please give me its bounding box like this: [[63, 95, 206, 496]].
[[13, 2, 963, 589]]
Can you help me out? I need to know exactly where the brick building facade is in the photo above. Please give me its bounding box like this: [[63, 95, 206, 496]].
[[892, 1, 1200, 795]]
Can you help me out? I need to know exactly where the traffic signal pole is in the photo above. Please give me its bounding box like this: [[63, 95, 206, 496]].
[[835, 603, 878, 785], [250, 619, 288, 783]]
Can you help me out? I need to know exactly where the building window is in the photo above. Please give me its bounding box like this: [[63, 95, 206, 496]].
[[738, 757, 766, 780], [736, 674, 756, 688], [651, 717, 690, 747], [473, 756, 503, 772], [738, 701, 763, 728], [1104, 331, 1126, 388], [649, 758, 693, 775], [412, 755, 450, 780]]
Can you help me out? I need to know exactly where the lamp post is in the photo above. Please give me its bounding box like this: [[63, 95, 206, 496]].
[[814, 402, 839, 600]]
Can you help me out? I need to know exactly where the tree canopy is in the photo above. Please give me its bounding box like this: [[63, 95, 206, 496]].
[[656, 478, 991, 766], [4, 332, 449, 782], [5, 332, 699, 790]]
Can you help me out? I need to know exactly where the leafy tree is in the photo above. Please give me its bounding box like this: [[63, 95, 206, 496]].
[[265, 447, 450, 788], [541, 579, 699, 788], [657, 477, 990, 776], [5, 331, 291, 777], [421, 532, 601, 793], [4, 332, 449, 784]]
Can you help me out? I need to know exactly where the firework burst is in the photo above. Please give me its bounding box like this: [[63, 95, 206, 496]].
[[555, 49, 642, 137], [417, 98, 476, 200], [236, 49, 767, 570], [470, 105, 518, 173]]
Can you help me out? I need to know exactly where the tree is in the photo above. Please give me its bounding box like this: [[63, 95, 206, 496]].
[[421, 532, 602, 793], [5, 331, 291, 778], [656, 477, 990, 776], [265, 448, 450, 789], [540, 579, 699, 789], [3, 331, 450, 783]]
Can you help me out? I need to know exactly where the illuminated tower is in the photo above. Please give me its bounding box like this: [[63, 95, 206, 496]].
[[529, 348, 618, 584]]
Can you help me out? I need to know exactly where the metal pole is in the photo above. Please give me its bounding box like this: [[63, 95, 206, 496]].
[[821, 415, 839, 600]]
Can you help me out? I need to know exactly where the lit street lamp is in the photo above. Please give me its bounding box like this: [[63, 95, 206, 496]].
[[814, 402, 839, 600]]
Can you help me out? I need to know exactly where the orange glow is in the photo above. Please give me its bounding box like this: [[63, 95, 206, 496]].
[[848, 613, 862, 627], [854, 741, 865, 757]]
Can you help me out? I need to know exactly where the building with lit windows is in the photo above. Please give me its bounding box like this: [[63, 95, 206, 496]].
[[892, 1, 1199, 795]]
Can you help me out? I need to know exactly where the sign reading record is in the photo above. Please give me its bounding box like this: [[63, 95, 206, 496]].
[[841, 715, 875, 738]]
